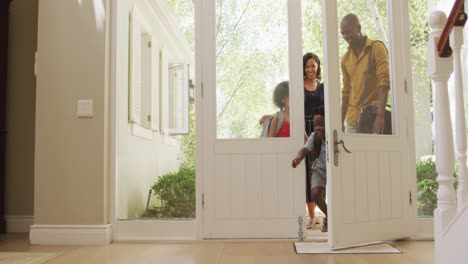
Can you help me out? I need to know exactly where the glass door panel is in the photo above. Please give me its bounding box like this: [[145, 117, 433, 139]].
[[215, 0, 290, 139], [337, 1, 395, 136]]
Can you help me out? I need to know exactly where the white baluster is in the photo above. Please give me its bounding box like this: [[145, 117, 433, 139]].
[[450, 26, 468, 212], [428, 11, 457, 264]]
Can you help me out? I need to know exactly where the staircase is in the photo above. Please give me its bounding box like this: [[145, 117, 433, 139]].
[[428, 1, 468, 263]]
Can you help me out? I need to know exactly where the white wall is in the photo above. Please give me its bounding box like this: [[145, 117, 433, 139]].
[[116, 0, 192, 219]]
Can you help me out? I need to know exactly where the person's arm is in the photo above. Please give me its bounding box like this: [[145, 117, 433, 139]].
[[372, 42, 390, 134], [374, 86, 389, 134], [292, 147, 309, 168], [268, 114, 279, 137], [341, 97, 349, 132], [292, 132, 315, 168], [341, 56, 351, 132], [259, 114, 272, 125]]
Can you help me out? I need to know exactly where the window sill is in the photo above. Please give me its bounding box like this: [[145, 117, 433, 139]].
[[132, 124, 153, 140]]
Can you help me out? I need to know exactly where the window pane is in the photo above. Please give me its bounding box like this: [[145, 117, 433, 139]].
[[118, 0, 196, 221], [337, 1, 394, 135], [409, 0, 435, 217], [216, 0, 290, 139]]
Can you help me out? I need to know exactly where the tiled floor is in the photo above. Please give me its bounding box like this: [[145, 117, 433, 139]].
[[0, 233, 435, 264]]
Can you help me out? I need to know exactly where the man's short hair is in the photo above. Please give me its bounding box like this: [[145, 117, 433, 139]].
[[341, 13, 360, 27]]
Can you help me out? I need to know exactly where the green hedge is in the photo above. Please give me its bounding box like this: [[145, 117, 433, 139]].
[[416, 158, 458, 217], [144, 165, 196, 219]]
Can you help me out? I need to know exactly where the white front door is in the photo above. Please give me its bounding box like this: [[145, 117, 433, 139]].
[[323, 0, 417, 248], [198, 0, 306, 238]]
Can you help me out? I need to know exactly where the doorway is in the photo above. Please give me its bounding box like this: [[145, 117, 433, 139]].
[[199, 0, 417, 248]]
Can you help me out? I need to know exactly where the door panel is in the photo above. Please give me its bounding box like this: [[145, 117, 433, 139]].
[[201, 0, 305, 238], [207, 151, 305, 238], [213, 153, 297, 220], [323, 0, 416, 248]]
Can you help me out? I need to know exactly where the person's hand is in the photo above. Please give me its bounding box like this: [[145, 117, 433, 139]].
[[373, 115, 385, 134], [259, 115, 271, 125], [292, 157, 303, 168]]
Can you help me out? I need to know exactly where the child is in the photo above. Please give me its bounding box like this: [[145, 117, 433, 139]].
[[268, 81, 290, 137], [291, 114, 328, 232]]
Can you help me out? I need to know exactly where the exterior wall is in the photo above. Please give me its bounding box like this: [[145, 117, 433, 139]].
[[5, 0, 38, 222], [116, 0, 190, 219], [34, 0, 109, 225]]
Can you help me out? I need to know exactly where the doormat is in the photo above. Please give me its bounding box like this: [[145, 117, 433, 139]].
[[0, 252, 60, 264], [294, 242, 401, 254]]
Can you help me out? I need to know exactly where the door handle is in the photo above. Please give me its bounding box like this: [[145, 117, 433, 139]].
[[333, 129, 352, 166]]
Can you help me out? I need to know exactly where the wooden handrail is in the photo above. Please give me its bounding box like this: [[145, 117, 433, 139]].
[[437, 0, 467, 57]]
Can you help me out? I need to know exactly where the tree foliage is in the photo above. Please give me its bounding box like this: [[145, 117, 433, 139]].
[[214, 0, 289, 138], [166, 0, 432, 140], [180, 103, 195, 167]]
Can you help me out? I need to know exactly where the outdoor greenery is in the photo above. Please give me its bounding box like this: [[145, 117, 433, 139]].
[[144, 164, 195, 219], [143, 104, 196, 219], [166, 0, 432, 139], [180, 104, 196, 167], [417, 158, 459, 217], [416, 158, 438, 216]]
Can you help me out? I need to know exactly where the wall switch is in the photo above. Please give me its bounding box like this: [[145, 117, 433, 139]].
[[77, 99, 94, 117]]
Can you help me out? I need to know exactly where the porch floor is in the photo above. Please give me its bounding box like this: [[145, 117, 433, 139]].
[[0, 233, 434, 264]]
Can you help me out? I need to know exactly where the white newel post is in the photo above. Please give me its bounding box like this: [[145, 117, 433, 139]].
[[450, 26, 468, 212], [428, 11, 457, 263]]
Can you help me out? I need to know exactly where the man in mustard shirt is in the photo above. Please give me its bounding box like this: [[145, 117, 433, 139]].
[[340, 13, 390, 134]]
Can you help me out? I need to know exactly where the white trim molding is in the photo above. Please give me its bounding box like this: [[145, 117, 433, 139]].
[[114, 220, 196, 241], [6, 215, 34, 233], [414, 218, 435, 240], [30, 224, 112, 245]]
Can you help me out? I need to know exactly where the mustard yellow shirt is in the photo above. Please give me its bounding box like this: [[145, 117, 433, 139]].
[[341, 38, 390, 126]]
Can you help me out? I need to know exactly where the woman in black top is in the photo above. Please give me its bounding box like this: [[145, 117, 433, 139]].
[[303, 52, 324, 229]]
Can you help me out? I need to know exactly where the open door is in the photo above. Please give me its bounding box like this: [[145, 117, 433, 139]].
[[323, 0, 417, 249], [199, 0, 306, 238]]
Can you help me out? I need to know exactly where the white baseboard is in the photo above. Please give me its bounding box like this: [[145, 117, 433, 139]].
[[413, 217, 434, 240], [6, 215, 34, 233], [30, 224, 112, 245]]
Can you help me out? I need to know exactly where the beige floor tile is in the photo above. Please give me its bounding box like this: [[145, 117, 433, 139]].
[[220, 242, 295, 256], [0, 233, 436, 264]]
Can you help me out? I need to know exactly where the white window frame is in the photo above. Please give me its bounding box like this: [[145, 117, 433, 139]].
[[161, 58, 190, 135], [129, 3, 160, 139]]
